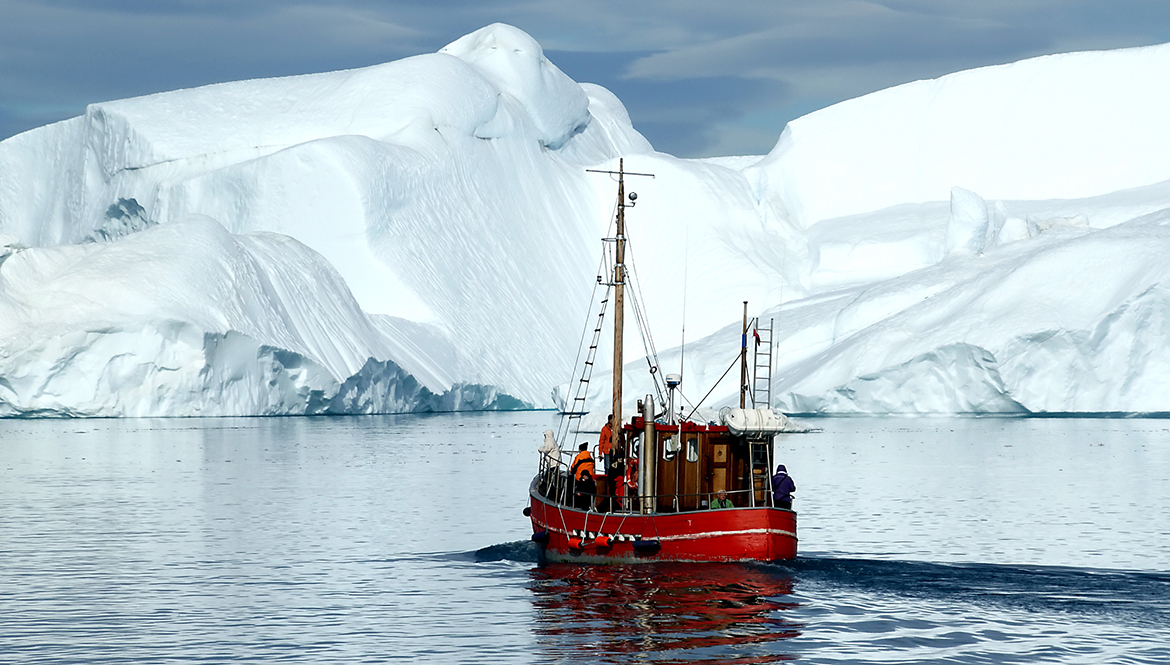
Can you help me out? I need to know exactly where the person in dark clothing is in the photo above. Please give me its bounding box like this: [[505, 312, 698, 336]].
[[570, 442, 596, 509], [771, 464, 795, 509], [574, 470, 597, 510]]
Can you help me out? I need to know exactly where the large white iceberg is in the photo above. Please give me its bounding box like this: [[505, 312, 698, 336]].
[[0, 215, 520, 416], [0, 24, 652, 416], [3, 23, 1170, 416], [754, 43, 1170, 230]]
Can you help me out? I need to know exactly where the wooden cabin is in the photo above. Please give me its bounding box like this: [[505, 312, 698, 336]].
[[620, 417, 777, 512]]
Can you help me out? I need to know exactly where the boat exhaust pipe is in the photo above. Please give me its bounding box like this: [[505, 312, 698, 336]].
[[641, 394, 655, 514]]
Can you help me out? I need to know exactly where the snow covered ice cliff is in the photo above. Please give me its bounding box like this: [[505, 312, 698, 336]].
[[2, 24, 1170, 416]]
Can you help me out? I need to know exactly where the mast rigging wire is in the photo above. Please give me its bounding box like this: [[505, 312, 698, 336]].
[[555, 195, 620, 451], [622, 236, 667, 410], [682, 352, 742, 423]]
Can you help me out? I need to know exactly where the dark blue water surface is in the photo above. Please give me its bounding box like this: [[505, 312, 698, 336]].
[[1, 413, 1167, 663]]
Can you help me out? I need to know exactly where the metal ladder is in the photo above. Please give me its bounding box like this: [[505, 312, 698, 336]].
[[751, 317, 773, 409]]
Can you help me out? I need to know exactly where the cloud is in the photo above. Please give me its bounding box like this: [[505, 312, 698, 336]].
[[609, 0, 1170, 155], [550, 48, 792, 156], [625, 4, 1046, 80], [2, 0, 1170, 156], [0, 0, 439, 139]]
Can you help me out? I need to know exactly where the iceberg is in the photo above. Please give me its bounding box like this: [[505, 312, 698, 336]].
[[3, 23, 1170, 416], [0, 23, 653, 415], [752, 43, 1170, 230], [0, 215, 515, 416]]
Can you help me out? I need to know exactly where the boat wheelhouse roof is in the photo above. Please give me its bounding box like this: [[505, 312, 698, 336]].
[[623, 417, 731, 435]]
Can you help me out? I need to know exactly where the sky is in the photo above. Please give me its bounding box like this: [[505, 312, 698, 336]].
[[2, 1, 1169, 158]]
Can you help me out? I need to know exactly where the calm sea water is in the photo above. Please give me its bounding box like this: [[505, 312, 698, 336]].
[[1, 413, 1167, 664]]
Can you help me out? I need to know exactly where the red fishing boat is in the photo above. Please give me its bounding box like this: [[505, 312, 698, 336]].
[[526, 160, 797, 563]]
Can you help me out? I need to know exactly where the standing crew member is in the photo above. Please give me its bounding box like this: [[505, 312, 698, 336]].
[[571, 442, 595, 482], [571, 443, 596, 510], [598, 414, 614, 464], [598, 414, 623, 511], [771, 464, 796, 509], [574, 470, 597, 510], [537, 429, 560, 496]]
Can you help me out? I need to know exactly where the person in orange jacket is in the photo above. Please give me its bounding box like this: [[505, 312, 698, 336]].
[[599, 413, 614, 458], [570, 442, 596, 510], [571, 442, 595, 481]]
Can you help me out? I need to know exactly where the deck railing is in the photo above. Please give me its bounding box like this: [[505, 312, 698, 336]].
[[537, 452, 779, 514]]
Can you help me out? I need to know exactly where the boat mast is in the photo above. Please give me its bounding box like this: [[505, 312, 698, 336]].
[[612, 159, 627, 432], [585, 159, 651, 429]]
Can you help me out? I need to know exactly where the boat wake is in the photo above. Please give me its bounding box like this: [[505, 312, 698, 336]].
[[473, 540, 543, 564], [770, 556, 1170, 626], [474, 542, 1170, 627]]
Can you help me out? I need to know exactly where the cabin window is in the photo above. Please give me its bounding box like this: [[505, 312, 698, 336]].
[[663, 435, 679, 461], [751, 442, 770, 466], [686, 436, 699, 463]]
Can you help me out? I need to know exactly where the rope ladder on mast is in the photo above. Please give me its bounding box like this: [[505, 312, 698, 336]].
[[561, 288, 611, 436]]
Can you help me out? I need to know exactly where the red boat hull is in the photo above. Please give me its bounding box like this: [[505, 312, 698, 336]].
[[528, 486, 797, 564]]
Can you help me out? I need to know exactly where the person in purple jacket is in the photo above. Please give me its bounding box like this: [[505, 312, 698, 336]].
[[772, 464, 795, 509]]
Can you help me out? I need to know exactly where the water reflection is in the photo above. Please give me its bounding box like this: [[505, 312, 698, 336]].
[[528, 563, 800, 663]]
